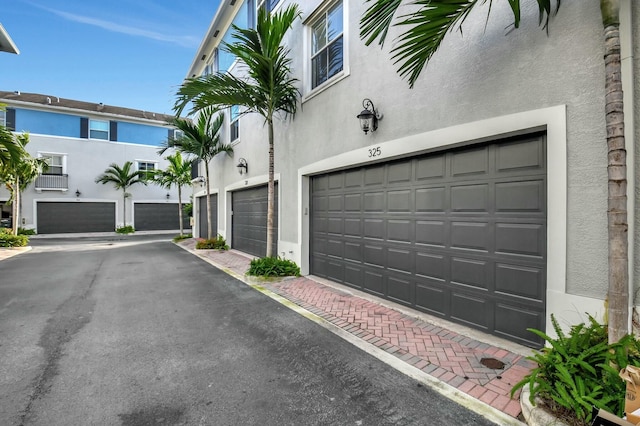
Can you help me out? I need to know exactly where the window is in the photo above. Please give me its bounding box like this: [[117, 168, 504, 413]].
[[137, 161, 156, 179], [39, 153, 65, 175], [0, 110, 5, 127], [204, 49, 218, 76], [257, 0, 278, 14], [90, 119, 109, 140], [309, 1, 344, 90], [230, 105, 240, 141]]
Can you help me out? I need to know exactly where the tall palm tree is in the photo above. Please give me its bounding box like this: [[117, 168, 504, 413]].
[[0, 125, 24, 168], [95, 161, 147, 229], [151, 152, 192, 236], [161, 107, 232, 240], [0, 132, 45, 235], [360, 0, 628, 342], [173, 5, 300, 258]]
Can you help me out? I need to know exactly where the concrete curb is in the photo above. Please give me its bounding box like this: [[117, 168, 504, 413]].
[[0, 246, 33, 261], [520, 389, 570, 426], [175, 242, 526, 426]]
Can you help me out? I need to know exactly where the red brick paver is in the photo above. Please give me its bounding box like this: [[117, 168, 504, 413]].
[[180, 240, 535, 420]]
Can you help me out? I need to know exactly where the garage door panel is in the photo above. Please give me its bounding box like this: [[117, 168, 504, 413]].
[[495, 180, 544, 212], [363, 271, 384, 295], [198, 195, 218, 239], [311, 134, 547, 347], [416, 187, 446, 212], [495, 223, 544, 257], [326, 261, 344, 283], [327, 239, 343, 257], [496, 138, 544, 172], [495, 263, 544, 300], [494, 302, 544, 346], [134, 203, 189, 231], [388, 276, 413, 305], [37, 202, 115, 234], [451, 257, 489, 290]]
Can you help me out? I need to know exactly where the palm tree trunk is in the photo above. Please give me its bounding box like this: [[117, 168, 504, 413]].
[[122, 189, 127, 228], [178, 185, 184, 237], [12, 176, 19, 235], [205, 164, 213, 240], [266, 119, 275, 258], [601, 0, 628, 343]]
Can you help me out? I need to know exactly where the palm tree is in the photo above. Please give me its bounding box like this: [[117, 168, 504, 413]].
[[0, 132, 45, 235], [151, 152, 192, 236], [0, 124, 24, 168], [95, 161, 147, 229], [161, 107, 232, 240], [360, 0, 628, 342], [173, 5, 300, 258]]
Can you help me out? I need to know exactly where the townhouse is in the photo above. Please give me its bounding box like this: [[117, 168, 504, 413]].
[[0, 91, 189, 234], [184, 0, 639, 348]]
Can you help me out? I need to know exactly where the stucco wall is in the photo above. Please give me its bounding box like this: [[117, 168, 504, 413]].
[[196, 1, 637, 313]]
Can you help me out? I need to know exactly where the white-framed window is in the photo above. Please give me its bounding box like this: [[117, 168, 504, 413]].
[[136, 160, 157, 179], [230, 105, 240, 142], [173, 129, 184, 140], [308, 0, 345, 91], [90, 119, 109, 140], [257, 0, 279, 14], [204, 49, 218, 76], [38, 153, 66, 175], [0, 110, 6, 127]]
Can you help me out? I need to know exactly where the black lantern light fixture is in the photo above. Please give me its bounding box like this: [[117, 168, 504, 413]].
[[236, 158, 248, 175], [356, 98, 382, 135], [166, 193, 170, 200], [75, 189, 81, 197]]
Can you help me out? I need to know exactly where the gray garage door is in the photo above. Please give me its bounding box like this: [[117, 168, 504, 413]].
[[232, 184, 278, 257], [37, 202, 116, 234], [311, 134, 547, 347], [134, 203, 189, 231], [197, 195, 218, 239]]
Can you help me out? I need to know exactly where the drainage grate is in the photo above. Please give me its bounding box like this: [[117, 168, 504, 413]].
[[479, 357, 505, 369]]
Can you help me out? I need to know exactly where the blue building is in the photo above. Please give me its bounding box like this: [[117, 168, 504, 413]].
[[0, 91, 189, 234]]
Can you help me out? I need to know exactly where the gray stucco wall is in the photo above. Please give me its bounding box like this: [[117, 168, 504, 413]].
[[199, 0, 638, 305]]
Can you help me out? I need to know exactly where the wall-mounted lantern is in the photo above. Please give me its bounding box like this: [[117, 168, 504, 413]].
[[236, 158, 248, 175], [356, 98, 383, 135], [75, 189, 81, 197]]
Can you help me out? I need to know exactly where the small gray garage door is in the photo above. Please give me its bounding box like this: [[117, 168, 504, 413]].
[[37, 202, 116, 234], [197, 195, 218, 239], [134, 203, 189, 231], [232, 184, 278, 257], [311, 134, 546, 347]]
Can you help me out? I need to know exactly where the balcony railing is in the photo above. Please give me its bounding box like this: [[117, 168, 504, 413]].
[[35, 174, 68, 190]]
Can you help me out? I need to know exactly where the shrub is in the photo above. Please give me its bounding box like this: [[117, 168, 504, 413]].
[[173, 233, 193, 242], [183, 203, 193, 217], [115, 225, 135, 234], [0, 230, 29, 247], [512, 315, 640, 426], [195, 235, 228, 250], [18, 227, 36, 235], [247, 256, 301, 277]]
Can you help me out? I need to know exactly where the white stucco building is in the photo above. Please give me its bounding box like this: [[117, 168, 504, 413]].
[[0, 91, 189, 233], [184, 0, 639, 348]]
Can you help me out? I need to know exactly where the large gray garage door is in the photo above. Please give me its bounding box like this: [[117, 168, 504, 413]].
[[134, 203, 189, 231], [197, 195, 218, 239], [232, 184, 278, 257], [311, 134, 546, 347], [37, 202, 115, 234]]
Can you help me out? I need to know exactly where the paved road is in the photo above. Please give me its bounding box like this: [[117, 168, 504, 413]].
[[0, 236, 496, 425]]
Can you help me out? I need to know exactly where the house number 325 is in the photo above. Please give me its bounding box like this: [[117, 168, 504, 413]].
[[368, 147, 381, 158]]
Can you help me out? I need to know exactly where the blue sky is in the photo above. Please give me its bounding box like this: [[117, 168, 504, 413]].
[[1, 0, 220, 114]]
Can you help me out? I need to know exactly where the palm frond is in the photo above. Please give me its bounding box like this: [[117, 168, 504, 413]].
[[360, 0, 403, 47]]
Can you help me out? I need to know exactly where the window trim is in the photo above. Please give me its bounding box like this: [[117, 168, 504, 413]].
[[37, 152, 67, 175], [135, 160, 157, 178], [302, 0, 349, 100], [0, 110, 5, 127], [89, 119, 109, 140], [229, 106, 240, 142]]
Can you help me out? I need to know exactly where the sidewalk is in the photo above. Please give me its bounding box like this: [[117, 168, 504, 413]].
[[176, 239, 536, 425]]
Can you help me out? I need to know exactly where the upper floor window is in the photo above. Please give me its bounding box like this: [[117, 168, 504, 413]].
[[257, 0, 278, 14], [204, 49, 218, 76], [39, 153, 65, 175], [230, 106, 240, 142], [136, 161, 157, 179], [309, 1, 344, 90], [0, 110, 6, 127], [90, 119, 109, 140]]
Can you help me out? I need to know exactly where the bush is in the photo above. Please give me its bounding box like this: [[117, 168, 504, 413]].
[[512, 315, 640, 426], [0, 229, 29, 247], [172, 233, 193, 242], [115, 225, 135, 234], [195, 235, 228, 250], [247, 256, 300, 277], [183, 203, 193, 217], [18, 227, 36, 235]]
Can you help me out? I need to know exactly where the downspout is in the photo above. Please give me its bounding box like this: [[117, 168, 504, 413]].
[[620, 0, 636, 331]]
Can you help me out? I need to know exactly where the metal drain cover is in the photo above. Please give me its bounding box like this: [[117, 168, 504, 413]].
[[479, 357, 505, 369]]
